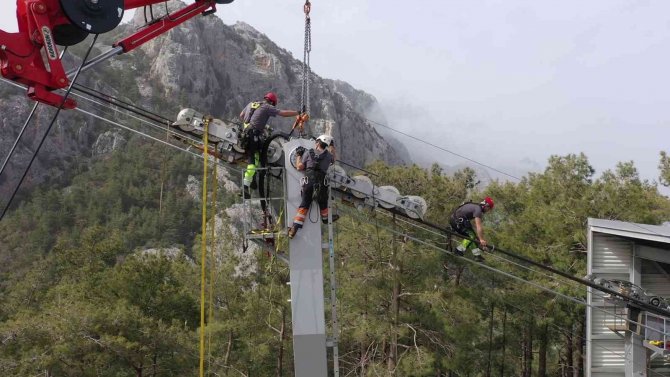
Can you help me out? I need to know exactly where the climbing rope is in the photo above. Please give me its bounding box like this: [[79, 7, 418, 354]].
[[300, 0, 312, 115], [198, 117, 211, 377], [207, 162, 218, 371]]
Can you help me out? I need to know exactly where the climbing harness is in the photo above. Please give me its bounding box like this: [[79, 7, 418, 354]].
[[239, 101, 262, 151], [305, 148, 329, 202], [449, 200, 474, 228], [301, 148, 331, 223]]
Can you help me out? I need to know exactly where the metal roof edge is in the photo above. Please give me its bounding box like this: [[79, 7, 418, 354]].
[[588, 218, 670, 244]]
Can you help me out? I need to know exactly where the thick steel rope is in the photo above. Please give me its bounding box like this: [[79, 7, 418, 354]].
[[1, 37, 98, 221]]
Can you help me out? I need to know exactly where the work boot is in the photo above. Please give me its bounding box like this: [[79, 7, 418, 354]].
[[287, 226, 298, 239], [472, 248, 485, 262], [454, 245, 465, 256], [322, 214, 340, 224], [260, 216, 274, 230], [241, 185, 251, 199]]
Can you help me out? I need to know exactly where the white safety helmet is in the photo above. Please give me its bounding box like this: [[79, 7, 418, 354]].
[[316, 134, 334, 147]]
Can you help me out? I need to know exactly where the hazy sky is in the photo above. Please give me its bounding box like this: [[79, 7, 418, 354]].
[[2, 0, 669, 186]]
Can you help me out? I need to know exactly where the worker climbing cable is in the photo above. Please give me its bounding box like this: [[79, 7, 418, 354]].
[[239, 92, 300, 199], [448, 197, 495, 262]]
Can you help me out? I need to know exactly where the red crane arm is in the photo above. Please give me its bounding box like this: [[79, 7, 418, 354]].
[[0, 0, 223, 109], [115, 1, 217, 53], [124, 0, 181, 10]]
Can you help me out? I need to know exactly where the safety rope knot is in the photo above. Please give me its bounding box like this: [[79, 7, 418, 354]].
[[292, 112, 310, 136]]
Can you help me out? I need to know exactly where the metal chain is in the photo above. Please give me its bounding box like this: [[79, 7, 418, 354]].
[[300, 1, 312, 115]]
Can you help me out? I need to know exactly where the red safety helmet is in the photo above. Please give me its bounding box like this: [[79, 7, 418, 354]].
[[482, 196, 494, 209], [264, 92, 278, 106]]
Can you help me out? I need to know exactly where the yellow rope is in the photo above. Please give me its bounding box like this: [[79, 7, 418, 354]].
[[266, 259, 276, 326], [207, 163, 218, 372], [274, 206, 284, 254], [198, 118, 210, 377]]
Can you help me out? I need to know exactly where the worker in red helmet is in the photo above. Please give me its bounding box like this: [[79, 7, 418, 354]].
[[449, 197, 494, 262], [239, 92, 300, 198]]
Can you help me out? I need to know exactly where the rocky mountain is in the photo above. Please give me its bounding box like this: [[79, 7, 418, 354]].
[[0, 85, 100, 200], [0, 0, 408, 201], [133, 3, 410, 165]]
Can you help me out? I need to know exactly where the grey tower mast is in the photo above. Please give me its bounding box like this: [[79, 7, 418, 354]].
[[284, 138, 328, 377]]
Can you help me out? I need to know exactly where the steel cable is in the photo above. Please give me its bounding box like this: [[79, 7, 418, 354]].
[[1, 37, 98, 221], [337, 206, 670, 337], [377, 204, 659, 310], [0, 48, 68, 183]]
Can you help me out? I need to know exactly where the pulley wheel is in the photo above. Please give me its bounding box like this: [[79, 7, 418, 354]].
[[60, 0, 124, 34], [53, 24, 89, 46]]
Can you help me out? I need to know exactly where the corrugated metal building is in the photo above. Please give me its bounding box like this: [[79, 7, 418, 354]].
[[587, 218, 670, 377]]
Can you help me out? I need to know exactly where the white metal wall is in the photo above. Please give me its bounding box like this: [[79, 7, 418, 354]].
[[591, 235, 633, 272], [587, 233, 633, 377], [587, 223, 670, 377], [642, 274, 670, 297], [591, 339, 626, 368], [640, 256, 670, 298], [591, 306, 626, 335]]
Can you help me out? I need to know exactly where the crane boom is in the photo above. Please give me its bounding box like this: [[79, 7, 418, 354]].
[[0, 0, 231, 109]]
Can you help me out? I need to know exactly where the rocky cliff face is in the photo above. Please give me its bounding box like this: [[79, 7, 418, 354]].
[[134, 2, 407, 166], [0, 85, 100, 199], [0, 0, 407, 201]]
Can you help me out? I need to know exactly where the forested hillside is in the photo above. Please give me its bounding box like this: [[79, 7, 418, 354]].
[[2, 1, 670, 376], [1, 136, 669, 375]]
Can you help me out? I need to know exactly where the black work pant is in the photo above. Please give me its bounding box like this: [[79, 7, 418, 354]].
[[450, 216, 478, 251], [243, 129, 265, 187], [292, 181, 329, 229]]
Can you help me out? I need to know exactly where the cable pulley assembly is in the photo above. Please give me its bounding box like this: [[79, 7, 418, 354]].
[[60, 0, 124, 35]]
